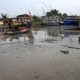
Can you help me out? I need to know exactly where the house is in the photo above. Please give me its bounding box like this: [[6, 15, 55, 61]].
[[16, 14, 31, 23], [0, 19, 3, 25], [12, 14, 31, 25]]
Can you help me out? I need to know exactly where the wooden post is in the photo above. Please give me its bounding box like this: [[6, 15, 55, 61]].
[[79, 19, 80, 27]]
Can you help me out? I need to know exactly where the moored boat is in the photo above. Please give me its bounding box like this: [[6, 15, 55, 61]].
[[63, 17, 79, 25], [43, 19, 59, 26], [4, 27, 31, 35]]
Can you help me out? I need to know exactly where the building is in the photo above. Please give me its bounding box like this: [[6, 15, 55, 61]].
[[0, 19, 3, 25], [16, 14, 31, 23]]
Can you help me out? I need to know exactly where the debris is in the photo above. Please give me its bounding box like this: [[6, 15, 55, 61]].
[[56, 72, 58, 74], [78, 37, 80, 42], [42, 49, 45, 51], [60, 50, 69, 54], [16, 56, 20, 58], [34, 72, 40, 80], [61, 45, 80, 49], [34, 75, 40, 79], [24, 43, 27, 45]]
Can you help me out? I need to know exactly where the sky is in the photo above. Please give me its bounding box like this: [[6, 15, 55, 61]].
[[0, 0, 80, 17]]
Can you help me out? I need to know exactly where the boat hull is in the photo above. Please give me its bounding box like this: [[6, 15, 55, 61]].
[[42, 19, 59, 26], [4, 29, 30, 35], [63, 18, 79, 25]]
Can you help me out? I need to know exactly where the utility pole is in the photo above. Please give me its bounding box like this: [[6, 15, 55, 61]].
[[79, 19, 80, 27]]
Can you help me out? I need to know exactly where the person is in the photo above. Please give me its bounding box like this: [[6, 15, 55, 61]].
[[3, 19, 8, 31], [23, 18, 28, 26], [8, 19, 14, 30], [8, 21, 11, 29], [23, 18, 31, 28]]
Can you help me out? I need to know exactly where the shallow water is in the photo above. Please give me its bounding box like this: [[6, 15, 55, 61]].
[[0, 26, 80, 46]]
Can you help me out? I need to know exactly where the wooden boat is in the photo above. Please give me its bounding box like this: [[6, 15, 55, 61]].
[[4, 27, 31, 35], [4, 30, 30, 35], [4, 29, 30, 35]]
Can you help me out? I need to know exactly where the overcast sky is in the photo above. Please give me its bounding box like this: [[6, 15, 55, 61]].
[[0, 0, 80, 17]]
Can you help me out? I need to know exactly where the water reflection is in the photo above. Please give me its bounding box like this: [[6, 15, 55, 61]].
[[0, 30, 34, 44], [27, 30, 34, 44], [46, 26, 60, 37], [61, 30, 80, 37], [0, 26, 80, 45], [9, 35, 20, 41]]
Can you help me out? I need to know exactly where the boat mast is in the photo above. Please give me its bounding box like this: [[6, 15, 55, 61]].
[[43, 2, 54, 18], [31, 5, 44, 21]]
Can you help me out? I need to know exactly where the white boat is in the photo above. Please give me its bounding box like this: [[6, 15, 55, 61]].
[[43, 19, 59, 26]]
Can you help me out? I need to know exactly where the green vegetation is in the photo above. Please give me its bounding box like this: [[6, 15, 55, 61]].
[[32, 15, 42, 26], [32, 9, 68, 26], [46, 9, 68, 18], [0, 9, 78, 27]]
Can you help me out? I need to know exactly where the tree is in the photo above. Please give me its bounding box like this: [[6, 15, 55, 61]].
[[46, 9, 59, 17], [45, 9, 69, 21], [51, 9, 59, 16], [62, 13, 68, 18], [46, 12, 52, 17], [0, 13, 8, 25], [32, 15, 41, 21], [58, 13, 62, 17], [1, 13, 8, 19]]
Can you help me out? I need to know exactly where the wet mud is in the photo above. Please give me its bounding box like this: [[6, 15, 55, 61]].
[[0, 26, 80, 80]]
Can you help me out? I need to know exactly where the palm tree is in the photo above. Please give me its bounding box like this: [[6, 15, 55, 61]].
[[1, 13, 8, 19], [1, 13, 8, 25]]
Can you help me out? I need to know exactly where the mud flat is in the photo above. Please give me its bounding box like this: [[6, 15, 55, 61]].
[[0, 40, 80, 80]]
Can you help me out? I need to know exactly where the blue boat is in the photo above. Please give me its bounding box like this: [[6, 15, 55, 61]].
[[63, 17, 79, 25]]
